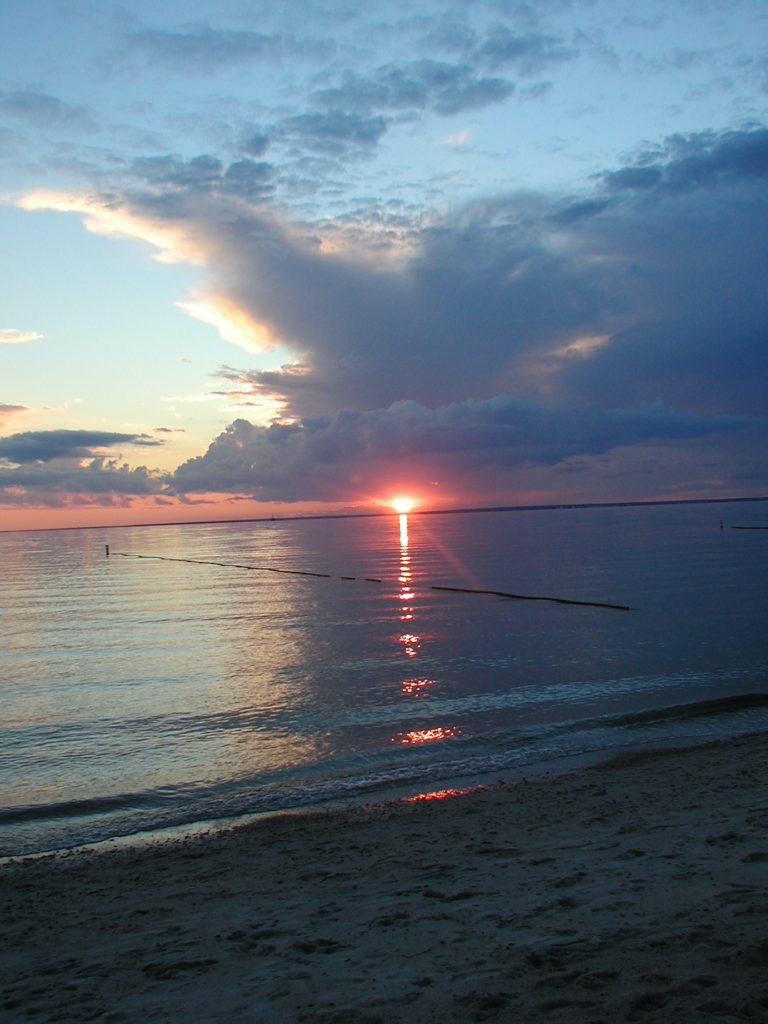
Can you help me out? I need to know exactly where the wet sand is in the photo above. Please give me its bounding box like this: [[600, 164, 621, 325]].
[[2, 733, 768, 1023]]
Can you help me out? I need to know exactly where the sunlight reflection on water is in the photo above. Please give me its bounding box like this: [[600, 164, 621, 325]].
[[2, 501, 768, 855]]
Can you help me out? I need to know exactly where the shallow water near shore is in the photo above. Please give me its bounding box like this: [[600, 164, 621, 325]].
[[2, 500, 768, 857]]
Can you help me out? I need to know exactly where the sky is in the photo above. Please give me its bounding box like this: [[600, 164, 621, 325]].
[[2, 0, 768, 531]]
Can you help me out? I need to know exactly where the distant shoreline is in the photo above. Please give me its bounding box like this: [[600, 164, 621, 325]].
[[2, 492, 767, 535]]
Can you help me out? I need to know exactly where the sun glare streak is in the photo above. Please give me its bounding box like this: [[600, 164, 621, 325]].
[[399, 512, 409, 550], [416, 518, 487, 593]]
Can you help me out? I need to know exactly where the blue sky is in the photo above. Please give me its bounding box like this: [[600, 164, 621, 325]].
[[2, 0, 768, 528]]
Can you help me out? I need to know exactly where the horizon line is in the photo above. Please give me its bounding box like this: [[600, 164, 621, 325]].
[[2, 493, 767, 535]]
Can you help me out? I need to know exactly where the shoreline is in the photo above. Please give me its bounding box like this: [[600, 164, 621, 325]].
[[0, 732, 633, 866], [0, 730, 729, 867], [3, 732, 768, 1022]]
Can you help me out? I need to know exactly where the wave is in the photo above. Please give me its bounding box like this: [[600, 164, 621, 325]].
[[0, 791, 150, 826], [3, 690, 768, 859], [615, 692, 768, 728]]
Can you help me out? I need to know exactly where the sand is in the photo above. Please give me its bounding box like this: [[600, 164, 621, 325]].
[[2, 733, 768, 1023]]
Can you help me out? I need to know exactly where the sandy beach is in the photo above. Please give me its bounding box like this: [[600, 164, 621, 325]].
[[2, 733, 767, 1023]]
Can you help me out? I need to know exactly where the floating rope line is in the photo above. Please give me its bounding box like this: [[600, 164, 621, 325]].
[[430, 584, 633, 611], [105, 547, 633, 611]]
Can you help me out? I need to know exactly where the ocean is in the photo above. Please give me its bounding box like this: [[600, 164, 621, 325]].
[[2, 500, 767, 858]]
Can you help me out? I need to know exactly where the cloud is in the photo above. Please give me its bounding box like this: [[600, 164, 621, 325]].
[[0, 329, 43, 345], [476, 26, 577, 75], [0, 429, 162, 464], [311, 60, 515, 117], [241, 132, 270, 157], [123, 24, 332, 71], [519, 82, 554, 101], [217, 362, 314, 394], [131, 155, 275, 200], [0, 404, 30, 426], [173, 399, 753, 502], [600, 127, 768, 194], [0, 90, 94, 130], [18, 191, 206, 266], [0, 459, 168, 497], [126, 25, 274, 66], [0, 432, 169, 501], [278, 111, 389, 156], [439, 129, 473, 149], [25, 124, 768, 422], [416, 16, 577, 76], [21, 124, 768, 502]]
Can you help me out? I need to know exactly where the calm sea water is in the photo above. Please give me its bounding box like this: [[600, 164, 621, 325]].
[[2, 501, 768, 857]]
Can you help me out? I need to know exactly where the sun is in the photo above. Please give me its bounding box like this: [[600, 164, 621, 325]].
[[390, 496, 416, 514]]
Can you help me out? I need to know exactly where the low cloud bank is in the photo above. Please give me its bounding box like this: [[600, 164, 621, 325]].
[[0, 430, 168, 503], [173, 399, 753, 502]]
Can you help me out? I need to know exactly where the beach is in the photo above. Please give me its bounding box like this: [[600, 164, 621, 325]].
[[2, 733, 767, 1023]]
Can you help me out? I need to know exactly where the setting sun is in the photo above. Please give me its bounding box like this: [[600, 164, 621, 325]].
[[390, 497, 416, 514]]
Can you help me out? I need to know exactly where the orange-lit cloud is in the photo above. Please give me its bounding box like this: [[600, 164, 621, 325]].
[[175, 298, 280, 355], [0, 329, 43, 345], [17, 190, 275, 355], [18, 192, 203, 265], [555, 334, 613, 359], [0, 404, 31, 427]]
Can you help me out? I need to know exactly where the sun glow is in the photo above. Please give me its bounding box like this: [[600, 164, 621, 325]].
[[390, 496, 416, 514]]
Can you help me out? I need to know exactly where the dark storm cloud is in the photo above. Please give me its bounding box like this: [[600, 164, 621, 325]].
[[125, 126, 768, 431], [601, 127, 768, 194], [553, 127, 768, 416], [173, 400, 751, 501], [73, 123, 768, 501], [0, 430, 162, 464], [0, 90, 94, 130], [311, 60, 515, 117]]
